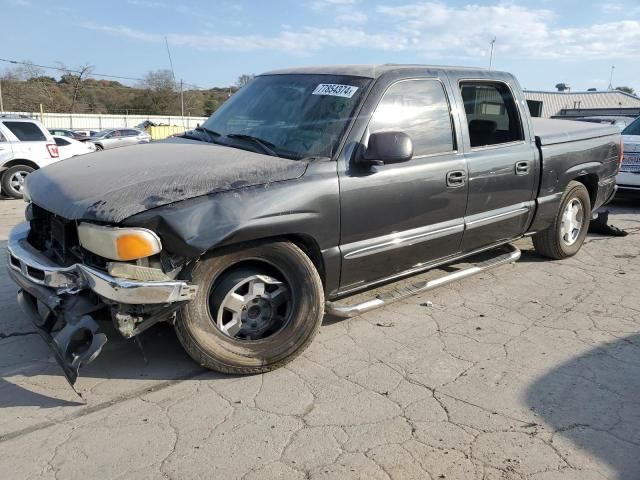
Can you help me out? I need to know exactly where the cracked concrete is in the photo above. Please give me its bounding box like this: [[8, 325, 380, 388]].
[[1, 196, 639, 479]]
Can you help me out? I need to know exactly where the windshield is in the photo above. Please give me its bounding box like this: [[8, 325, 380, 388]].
[[622, 116, 640, 136], [201, 74, 371, 159]]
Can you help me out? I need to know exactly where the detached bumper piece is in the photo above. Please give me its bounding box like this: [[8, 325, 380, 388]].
[[16, 289, 106, 389], [6, 222, 198, 388]]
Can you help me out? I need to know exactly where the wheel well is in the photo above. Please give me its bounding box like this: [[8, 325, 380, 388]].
[[2, 159, 40, 171], [573, 174, 598, 207], [282, 234, 326, 287], [202, 234, 326, 288]]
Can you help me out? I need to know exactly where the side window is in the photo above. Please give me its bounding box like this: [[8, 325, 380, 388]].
[[2, 121, 47, 141], [126, 129, 140, 136], [459, 82, 524, 148], [54, 137, 70, 146], [0, 130, 7, 142], [369, 79, 455, 157]]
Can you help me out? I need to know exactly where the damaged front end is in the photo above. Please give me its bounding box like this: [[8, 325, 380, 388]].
[[7, 222, 198, 389]]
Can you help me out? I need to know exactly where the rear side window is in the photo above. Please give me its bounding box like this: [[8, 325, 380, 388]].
[[54, 137, 70, 146], [459, 82, 524, 148], [369, 79, 455, 157], [126, 129, 140, 136], [0, 130, 6, 142], [3, 121, 47, 141]]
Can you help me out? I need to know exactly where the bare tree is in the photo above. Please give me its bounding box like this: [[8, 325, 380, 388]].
[[59, 63, 94, 113], [236, 74, 255, 87]]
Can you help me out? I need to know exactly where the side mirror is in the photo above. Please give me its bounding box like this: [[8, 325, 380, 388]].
[[359, 131, 413, 166]]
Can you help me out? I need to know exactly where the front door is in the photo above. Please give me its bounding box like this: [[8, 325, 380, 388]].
[[454, 80, 537, 252], [338, 77, 468, 291]]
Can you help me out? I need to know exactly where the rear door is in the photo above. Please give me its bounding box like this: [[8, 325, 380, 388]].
[[338, 76, 468, 290], [452, 79, 537, 252], [1, 120, 51, 162]]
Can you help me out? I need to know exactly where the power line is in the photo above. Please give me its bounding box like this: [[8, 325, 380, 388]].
[[0, 57, 143, 82], [0, 57, 203, 89]]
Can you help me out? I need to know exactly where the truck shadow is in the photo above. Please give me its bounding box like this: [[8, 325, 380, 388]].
[[526, 334, 640, 478], [0, 322, 207, 409]]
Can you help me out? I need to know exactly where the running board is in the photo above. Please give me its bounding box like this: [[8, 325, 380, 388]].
[[325, 243, 521, 318]]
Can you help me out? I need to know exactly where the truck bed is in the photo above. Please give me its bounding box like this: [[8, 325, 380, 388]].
[[532, 118, 620, 146]]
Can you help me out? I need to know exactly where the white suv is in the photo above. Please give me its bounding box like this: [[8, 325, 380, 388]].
[[0, 117, 60, 198]]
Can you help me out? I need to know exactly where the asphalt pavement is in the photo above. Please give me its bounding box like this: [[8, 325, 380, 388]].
[[1, 196, 639, 479]]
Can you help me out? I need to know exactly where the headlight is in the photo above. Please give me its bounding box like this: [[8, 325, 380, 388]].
[[77, 223, 162, 261]]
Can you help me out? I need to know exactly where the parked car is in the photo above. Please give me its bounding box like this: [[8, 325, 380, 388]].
[[573, 116, 637, 132], [0, 117, 59, 198], [48, 128, 86, 140], [87, 128, 151, 150], [53, 135, 97, 160], [617, 116, 640, 191], [7, 65, 620, 386], [73, 129, 100, 138]]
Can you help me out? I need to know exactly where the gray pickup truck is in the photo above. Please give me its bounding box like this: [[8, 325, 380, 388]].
[[7, 65, 620, 387]]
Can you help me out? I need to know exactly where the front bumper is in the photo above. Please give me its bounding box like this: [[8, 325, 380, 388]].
[[616, 171, 640, 191], [8, 222, 197, 304], [6, 222, 198, 387]]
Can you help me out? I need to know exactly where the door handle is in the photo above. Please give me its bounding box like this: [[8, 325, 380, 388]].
[[515, 161, 529, 175], [446, 170, 466, 187]]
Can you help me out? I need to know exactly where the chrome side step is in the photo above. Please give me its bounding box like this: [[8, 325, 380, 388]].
[[325, 243, 521, 318]]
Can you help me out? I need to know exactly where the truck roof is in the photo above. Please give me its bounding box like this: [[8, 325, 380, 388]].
[[262, 64, 508, 79]]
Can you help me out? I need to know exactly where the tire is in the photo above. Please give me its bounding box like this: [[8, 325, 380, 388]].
[[1, 165, 34, 199], [175, 240, 324, 374], [95, 144, 104, 151], [533, 180, 591, 259]]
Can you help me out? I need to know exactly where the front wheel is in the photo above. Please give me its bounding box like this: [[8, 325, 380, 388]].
[[533, 181, 591, 259], [175, 241, 324, 374], [1, 165, 34, 199]]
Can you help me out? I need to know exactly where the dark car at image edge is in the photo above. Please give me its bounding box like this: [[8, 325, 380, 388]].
[[6, 64, 621, 387]]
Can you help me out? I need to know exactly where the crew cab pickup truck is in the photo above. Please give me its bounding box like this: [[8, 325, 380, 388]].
[[7, 65, 621, 386]]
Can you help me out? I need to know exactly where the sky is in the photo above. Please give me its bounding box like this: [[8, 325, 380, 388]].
[[2, 0, 639, 92]]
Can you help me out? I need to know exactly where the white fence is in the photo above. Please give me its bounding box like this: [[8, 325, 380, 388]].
[[0, 112, 209, 130]]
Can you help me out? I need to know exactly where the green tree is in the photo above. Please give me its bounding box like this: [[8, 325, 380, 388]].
[[615, 86, 636, 96], [203, 95, 220, 116]]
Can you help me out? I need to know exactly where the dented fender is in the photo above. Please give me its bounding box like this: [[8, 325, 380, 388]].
[[122, 160, 343, 294]]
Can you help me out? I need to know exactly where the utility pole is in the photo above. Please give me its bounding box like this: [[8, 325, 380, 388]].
[[0, 79, 4, 112], [180, 79, 184, 128], [607, 65, 615, 90], [489, 37, 496, 70]]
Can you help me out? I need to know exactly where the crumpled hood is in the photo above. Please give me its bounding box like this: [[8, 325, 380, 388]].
[[26, 139, 308, 223]]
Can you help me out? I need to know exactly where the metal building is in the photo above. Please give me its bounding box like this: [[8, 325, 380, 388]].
[[524, 90, 640, 118]]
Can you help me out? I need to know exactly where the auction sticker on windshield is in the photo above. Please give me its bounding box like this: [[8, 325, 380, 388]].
[[312, 84, 359, 98]]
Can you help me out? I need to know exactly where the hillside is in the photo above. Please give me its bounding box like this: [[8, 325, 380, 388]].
[[0, 67, 238, 117]]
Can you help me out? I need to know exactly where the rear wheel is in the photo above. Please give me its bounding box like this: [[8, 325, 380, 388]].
[[175, 241, 324, 374], [95, 144, 104, 151], [1, 165, 34, 199], [533, 181, 591, 259]]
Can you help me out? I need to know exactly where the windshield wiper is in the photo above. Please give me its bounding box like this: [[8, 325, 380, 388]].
[[195, 126, 222, 143], [225, 133, 279, 157]]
